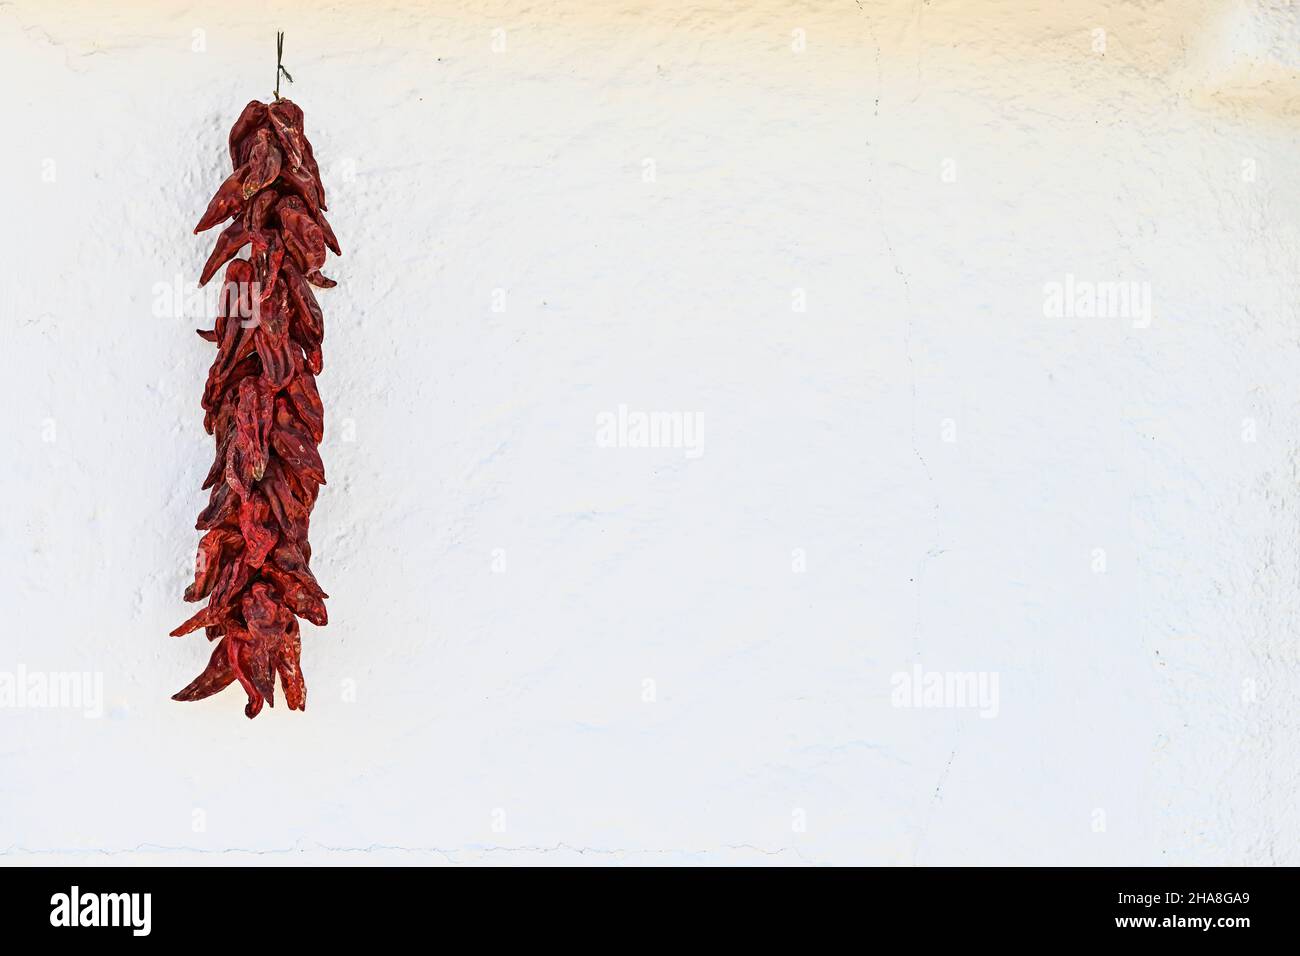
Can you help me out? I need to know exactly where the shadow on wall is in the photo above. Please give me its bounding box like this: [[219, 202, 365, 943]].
[[1187, 0, 1300, 118], [857, 0, 1300, 122]]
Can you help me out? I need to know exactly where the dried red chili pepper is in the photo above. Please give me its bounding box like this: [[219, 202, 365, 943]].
[[174, 95, 338, 718]]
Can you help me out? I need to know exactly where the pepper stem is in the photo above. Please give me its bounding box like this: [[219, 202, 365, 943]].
[[274, 31, 293, 101]]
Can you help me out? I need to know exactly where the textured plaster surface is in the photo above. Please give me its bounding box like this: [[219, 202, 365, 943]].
[[1, 0, 1298, 865]]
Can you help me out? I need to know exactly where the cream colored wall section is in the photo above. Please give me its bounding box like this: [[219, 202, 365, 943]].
[[0, 0, 1297, 864]]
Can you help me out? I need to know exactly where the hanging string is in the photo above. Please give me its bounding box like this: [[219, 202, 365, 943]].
[[274, 31, 294, 100]]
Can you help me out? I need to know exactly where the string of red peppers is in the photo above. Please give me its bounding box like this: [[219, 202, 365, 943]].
[[172, 96, 338, 718]]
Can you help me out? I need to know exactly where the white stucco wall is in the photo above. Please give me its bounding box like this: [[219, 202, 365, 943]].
[[1, 0, 1297, 865]]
